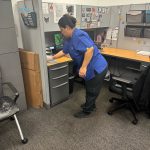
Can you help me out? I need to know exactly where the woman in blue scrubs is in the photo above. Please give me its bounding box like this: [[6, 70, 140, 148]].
[[52, 14, 108, 118]]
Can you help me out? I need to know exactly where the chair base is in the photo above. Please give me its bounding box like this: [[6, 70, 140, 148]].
[[13, 114, 28, 144], [108, 97, 138, 125], [9, 116, 15, 121], [21, 138, 28, 144]]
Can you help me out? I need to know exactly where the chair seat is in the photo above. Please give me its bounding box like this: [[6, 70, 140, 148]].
[[109, 84, 133, 99], [0, 96, 19, 121]]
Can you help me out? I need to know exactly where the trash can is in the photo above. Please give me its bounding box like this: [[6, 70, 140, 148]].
[[69, 73, 74, 94]]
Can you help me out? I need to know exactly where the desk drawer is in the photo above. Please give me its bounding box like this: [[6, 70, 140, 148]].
[[50, 82, 69, 106], [50, 74, 68, 87], [48, 63, 68, 78]]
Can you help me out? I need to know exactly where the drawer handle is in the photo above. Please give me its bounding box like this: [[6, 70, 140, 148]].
[[52, 82, 68, 89], [141, 65, 148, 68], [52, 74, 68, 80], [51, 65, 68, 71]]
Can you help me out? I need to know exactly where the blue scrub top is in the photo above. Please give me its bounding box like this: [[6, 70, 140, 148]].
[[63, 28, 108, 80]]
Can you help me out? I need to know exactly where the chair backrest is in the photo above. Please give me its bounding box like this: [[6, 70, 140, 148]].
[[133, 65, 150, 105], [138, 67, 150, 111], [0, 67, 3, 97]]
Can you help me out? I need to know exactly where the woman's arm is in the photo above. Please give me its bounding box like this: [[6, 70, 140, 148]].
[[53, 50, 66, 59], [79, 47, 94, 78]]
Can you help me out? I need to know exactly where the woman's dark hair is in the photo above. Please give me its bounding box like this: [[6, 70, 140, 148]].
[[58, 14, 77, 28]]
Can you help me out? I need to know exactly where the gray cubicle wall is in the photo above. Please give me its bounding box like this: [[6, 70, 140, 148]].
[[43, 4, 81, 32], [17, 0, 51, 108], [0, 1, 18, 55], [42, 4, 110, 32], [17, 0, 42, 53], [105, 4, 150, 78], [116, 4, 150, 51], [105, 6, 121, 48], [0, 0, 26, 110], [43, 4, 81, 47], [43, 3, 111, 47], [105, 3, 150, 51]]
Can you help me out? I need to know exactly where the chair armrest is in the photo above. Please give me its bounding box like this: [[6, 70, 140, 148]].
[[111, 76, 134, 98], [2, 82, 19, 102]]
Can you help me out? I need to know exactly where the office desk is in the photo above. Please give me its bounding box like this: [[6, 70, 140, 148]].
[[101, 47, 150, 63], [101, 47, 150, 80], [47, 56, 72, 67]]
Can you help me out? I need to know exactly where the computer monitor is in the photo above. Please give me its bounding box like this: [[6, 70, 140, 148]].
[[84, 30, 95, 41], [86, 31, 94, 41], [54, 33, 64, 51]]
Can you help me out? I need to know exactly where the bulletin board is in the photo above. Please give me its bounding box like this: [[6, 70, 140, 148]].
[[80, 5, 111, 29], [42, 3, 110, 32]]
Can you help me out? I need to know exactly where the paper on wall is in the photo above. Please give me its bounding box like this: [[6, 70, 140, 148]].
[[49, 3, 54, 12], [106, 28, 113, 40], [76, 20, 80, 28], [54, 4, 64, 23], [112, 28, 119, 41], [42, 3, 49, 14], [66, 4, 76, 18], [53, 4, 76, 23]]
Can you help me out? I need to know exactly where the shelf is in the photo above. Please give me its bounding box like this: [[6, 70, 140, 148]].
[[126, 23, 150, 27]]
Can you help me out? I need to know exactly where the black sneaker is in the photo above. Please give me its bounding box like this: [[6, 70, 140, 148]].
[[80, 103, 96, 111], [80, 103, 85, 108], [74, 111, 91, 118]]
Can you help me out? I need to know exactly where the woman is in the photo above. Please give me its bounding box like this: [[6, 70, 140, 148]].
[[52, 14, 108, 118]]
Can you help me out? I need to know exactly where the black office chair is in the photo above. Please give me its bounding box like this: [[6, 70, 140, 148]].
[[107, 66, 150, 125], [0, 68, 28, 144]]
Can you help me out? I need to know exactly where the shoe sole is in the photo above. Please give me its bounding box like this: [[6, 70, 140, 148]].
[[80, 106, 96, 112]]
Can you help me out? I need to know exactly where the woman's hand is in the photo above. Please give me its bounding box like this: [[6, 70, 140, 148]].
[[79, 67, 87, 78], [79, 47, 94, 78], [46, 55, 54, 61]]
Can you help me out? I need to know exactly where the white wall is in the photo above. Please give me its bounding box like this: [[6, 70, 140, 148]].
[[42, 0, 150, 6]]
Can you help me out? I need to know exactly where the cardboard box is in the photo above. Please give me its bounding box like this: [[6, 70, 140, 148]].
[[22, 69, 43, 108], [19, 49, 40, 71], [19, 50, 43, 108]]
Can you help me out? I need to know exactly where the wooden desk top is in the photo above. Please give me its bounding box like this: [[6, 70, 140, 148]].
[[47, 56, 72, 67], [101, 47, 150, 63]]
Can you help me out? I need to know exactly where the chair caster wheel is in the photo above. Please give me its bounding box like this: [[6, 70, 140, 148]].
[[108, 111, 113, 115], [21, 138, 28, 144], [109, 98, 113, 103], [9, 116, 14, 121], [132, 119, 138, 125], [147, 114, 150, 119]]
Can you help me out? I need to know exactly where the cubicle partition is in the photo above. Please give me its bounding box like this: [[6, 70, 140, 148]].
[[18, 1, 150, 108], [0, 0, 27, 110]]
